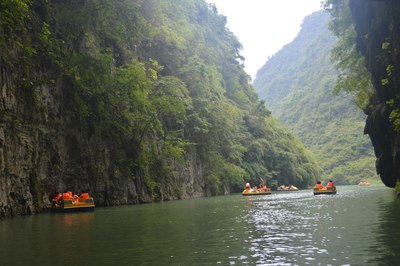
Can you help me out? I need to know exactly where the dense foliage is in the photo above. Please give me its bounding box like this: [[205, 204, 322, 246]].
[[0, 0, 320, 204], [323, 0, 374, 109], [325, 0, 400, 133], [254, 11, 379, 185]]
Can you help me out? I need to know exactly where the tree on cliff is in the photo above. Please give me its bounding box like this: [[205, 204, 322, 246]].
[[0, 0, 320, 217]]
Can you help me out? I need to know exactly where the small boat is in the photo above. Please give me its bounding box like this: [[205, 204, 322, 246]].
[[358, 181, 370, 186], [276, 185, 299, 192], [313, 187, 337, 195], [50, 197, 95, 213], [242, 188, 272, 196]]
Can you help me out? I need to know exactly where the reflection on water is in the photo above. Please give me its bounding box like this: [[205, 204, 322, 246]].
[[243, 186, 399, 265], [245, 193, 326, 265], [368, 195, 400, 265], [0, 185, 399, 265]]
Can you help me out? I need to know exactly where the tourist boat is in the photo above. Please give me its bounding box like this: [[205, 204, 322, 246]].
[[313, 187, 337, 195], [242, 188, 272, 196], [276, 185, 299, 192], [50, 197, 95, 213], [358, 181, 370, 186]]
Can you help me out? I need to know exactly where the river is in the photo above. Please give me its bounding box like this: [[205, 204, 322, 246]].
[[1, 185, 399, 265]]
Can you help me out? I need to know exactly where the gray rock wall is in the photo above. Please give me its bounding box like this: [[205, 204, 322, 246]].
[[350, 0, 400, 187], [0, 67, 206, 219]]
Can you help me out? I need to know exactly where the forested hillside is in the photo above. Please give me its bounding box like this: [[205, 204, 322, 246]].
[[254, 11, 378, 184], [0, 0, 320, 218]]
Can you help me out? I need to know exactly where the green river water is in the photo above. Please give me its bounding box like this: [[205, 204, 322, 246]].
[[1, 185, 400, 265]]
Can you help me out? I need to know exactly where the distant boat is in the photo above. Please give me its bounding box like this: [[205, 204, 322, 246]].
[[242, 188, 272, 196], [313, 187, 337, 195], [49, 197, 95, 213], [276, 185, 299, 192], [358, 181, 371, 186]]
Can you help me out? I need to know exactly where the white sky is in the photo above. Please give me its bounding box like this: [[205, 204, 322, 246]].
[[205, 0, 323, 79]]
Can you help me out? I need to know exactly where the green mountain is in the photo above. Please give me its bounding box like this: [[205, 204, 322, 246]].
[[0, 0, 320, 218], [254, 11, 378, 185]]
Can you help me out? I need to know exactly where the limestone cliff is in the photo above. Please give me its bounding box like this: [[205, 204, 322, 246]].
[[349, 0, 400, 187], [0, 67, 206, 218]]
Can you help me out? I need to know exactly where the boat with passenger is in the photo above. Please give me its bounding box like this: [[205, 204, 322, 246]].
[[50, 191, 95, 213], [242, 181, 272, 196], [242, 187, 272, 196], [313, 180, 337, 195], [358, 181, 371, 186], [276, 185, 299, 192], [313, 187, 337, 195]]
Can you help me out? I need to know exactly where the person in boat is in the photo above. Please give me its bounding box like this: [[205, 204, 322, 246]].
[[62, 190, 72, 200], [279, 185, 290, 190], [72, 194, 80, 203], [259, 178, 268, 191], [259, 178, 264, 188], [52, 192, 62, 207], [315, 181, 324, 189], [80, 191, 90, 199], [259, 183, 268, 191], [326, 180, 335, 189]]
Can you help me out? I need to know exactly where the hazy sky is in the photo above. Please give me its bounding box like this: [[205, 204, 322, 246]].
[[206, 0, 323, 79]]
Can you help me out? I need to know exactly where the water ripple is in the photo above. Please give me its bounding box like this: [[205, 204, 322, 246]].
[[237, 186, 398, 265]]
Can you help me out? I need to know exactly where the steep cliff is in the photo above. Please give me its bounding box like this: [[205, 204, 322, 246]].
[[349, 0, 400, 187], [0, 0, 321, 218]]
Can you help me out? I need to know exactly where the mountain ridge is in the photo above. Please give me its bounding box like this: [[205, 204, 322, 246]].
[[254, 10, 378, 184]]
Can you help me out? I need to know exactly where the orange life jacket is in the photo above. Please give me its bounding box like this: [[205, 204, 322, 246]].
[[62, 192, 71, 200], [327, 182, 334, 187], [80, 193, 89, 199], [315, 184, 324, 189]]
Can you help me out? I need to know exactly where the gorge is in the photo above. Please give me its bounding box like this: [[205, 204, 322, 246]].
[[0, 0, 320, 219], [1, 0, 399, 220]]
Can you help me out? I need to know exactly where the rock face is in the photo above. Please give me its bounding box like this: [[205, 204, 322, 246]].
[[350, 0, 400, 187], [0, 1, 323, 219], [0, 69, 206, 218]]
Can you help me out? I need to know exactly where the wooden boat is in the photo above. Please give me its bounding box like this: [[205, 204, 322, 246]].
[[313, 187, 337, 195], [242, 188, 272, 196], [50, 197, 95, 213]]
